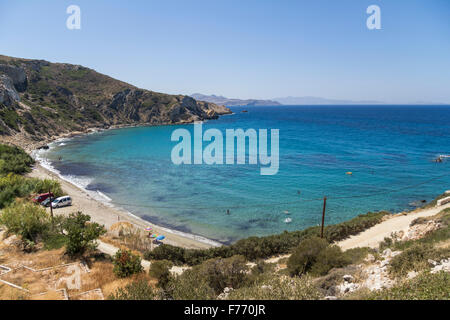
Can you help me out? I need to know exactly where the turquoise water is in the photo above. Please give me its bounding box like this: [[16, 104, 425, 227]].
[[41, 106, 450, 244]]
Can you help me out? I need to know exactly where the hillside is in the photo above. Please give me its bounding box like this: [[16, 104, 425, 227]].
[[191, 93, 281, 106], [0, 55, 230, 146]]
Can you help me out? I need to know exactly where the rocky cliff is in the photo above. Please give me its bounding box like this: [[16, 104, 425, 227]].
[[0, 55, 231, 143]]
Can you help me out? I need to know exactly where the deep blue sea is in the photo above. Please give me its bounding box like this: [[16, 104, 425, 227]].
[[39, 106, 450, 244]]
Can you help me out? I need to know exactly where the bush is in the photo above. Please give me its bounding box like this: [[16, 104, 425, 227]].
[[109, 280, 156, 300], [113, 249, 143, 278], [287, 237, 328, 276], [63, 212, 106, 257], [0, 201, 51, 243], [287, 237, 350, 276], [310, 245, 350, 276], [149, 260, 173, 289], [197, 255, 249, 295], [168, 269, 216, 300], [0, 144, 34, 176]]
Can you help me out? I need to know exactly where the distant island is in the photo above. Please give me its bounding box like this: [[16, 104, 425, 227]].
[[273, 96, 384, 105], [191, 93, 282, 107]]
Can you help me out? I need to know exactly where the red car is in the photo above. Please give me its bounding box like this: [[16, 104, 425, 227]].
[[32, 192, 54, 204]]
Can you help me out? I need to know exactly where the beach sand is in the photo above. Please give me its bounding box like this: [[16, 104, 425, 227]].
[[28, 164, 215, 250]]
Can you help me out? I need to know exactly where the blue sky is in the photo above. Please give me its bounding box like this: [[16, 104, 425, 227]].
[[0, 0, 449, 103]]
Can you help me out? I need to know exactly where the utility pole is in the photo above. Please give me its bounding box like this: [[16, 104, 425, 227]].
[[49, 190, 54, 224], [320, 196, 327, 238]]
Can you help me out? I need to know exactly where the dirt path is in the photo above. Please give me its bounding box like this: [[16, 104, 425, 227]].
[[262, 201, 450, 265], [338, 202, 450, 250]]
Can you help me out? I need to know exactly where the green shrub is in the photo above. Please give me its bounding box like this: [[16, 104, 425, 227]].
[[63, 212, 106, 257], [287, 237, 328, 276], [0, 201, 51, 242], [389, 244, 449, 276], [197, 255, 249, 295], [149, 260, 173, 289], [168, 269, 216, 300], [287, 237, 351, 277], [342, 247, 373, 265], [109, 280, 156, 300], [310, 245, 350, 276], [113, 249, 143, 278], [0, 144, 34, 175]]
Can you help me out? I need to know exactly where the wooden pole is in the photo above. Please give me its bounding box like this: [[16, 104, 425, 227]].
[[49, 190, 54, 224], [321, 196, 327, 238]]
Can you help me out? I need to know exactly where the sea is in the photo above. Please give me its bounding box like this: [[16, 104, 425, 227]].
[[36, 105, 450, 244]]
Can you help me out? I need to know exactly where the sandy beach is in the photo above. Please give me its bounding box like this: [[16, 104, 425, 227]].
[[27, 163, 215, 250]]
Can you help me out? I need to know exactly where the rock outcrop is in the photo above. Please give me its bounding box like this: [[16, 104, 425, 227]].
[[0, 64, 27, 92], [0, 75, 20, 105]]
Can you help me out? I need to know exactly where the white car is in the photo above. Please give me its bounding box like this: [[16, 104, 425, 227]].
[[51, 196, 72, 208]]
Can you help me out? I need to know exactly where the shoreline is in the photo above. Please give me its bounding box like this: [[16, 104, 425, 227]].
[[28, 162, 219, 250]]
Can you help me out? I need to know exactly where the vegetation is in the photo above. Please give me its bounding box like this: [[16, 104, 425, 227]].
[[167, 269, 216, 300], [0, 144, 34, 176], [109, 280, 156, 300], [149, 260, 173, 289], [63, 212, 106, 257], [0, 201, 50, 243], [112, 249, 143, 278], [227, 275, 323, 300], [388, 244, 449, 277], [287, 237, 350, 277]]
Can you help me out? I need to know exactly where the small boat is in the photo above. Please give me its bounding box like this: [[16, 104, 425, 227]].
[[242, 110, 248, 113], [346, 172, 353, 175], [284, 218, 292, 224], [283, 210, 290, 215]]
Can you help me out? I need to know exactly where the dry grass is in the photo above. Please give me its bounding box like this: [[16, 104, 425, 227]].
[[30, 290, 65, 300], [0, 283, 28, 300]]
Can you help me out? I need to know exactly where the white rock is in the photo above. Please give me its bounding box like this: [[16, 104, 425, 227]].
[[382, 249, 392, 258], [428, 259, 437, 266]]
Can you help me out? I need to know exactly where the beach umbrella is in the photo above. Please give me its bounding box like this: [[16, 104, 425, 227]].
[[156, 235, 165, 241], [151, 234, 158, 238], [145, 227, 153, 232]]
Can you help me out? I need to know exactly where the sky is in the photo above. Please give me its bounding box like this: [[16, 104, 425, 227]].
[[0, 0, 449, 103]]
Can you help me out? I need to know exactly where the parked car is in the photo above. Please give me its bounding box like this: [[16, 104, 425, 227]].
[[40, 197, 52, 207], [32, 192, 54, 204], [51, 196, 72, 208]]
